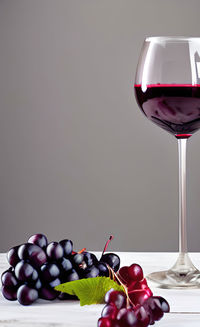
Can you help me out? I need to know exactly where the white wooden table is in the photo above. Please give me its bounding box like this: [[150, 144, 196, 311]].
[[1, 252, 200, 326]]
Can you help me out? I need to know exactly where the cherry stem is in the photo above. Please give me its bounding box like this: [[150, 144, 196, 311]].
[[78, 247, 86, 254], [101, 235, 114, 257], [106, 265, 135, 308]]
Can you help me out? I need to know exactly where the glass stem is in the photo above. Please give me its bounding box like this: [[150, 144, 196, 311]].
[[172, 138, 196, 273], [178, 138, 187, 254]]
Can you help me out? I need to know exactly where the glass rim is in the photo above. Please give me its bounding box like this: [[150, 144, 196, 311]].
[[145, 36, 200, 42]]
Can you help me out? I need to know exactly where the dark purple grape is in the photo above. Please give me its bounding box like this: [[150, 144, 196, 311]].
[[58, 292, 78, 300], [32, 269, 39, 281], [101, 253, 120, 272], [59, 239, 73, 257], [39, 287, 59, 300], [27, 274, 42, 290], [40, 262, 60, 282], [116, 308, 138, 326], [49, 278, 61, 288], [65, 269, 79, 282], [7, 246, 20, 267], [5, 266, 14, 272], [28, 234, 48, 249], [2, 286, 17, 301], [33, 279, 42, 290], [17, 285, 38, 305], [15, 261, 38, 282], [60, 257, 73, 273], [83, 265, 99, 278], [72, 253, 84, 266], [46, 242, 64, 261], [96, 262, 109, 277], [83, 252, 98, 267], [1, 270, 18, 287], [18, 243, 47, 268]]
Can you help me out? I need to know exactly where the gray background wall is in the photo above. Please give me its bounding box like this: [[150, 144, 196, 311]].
[[1, 0, 200, 253]]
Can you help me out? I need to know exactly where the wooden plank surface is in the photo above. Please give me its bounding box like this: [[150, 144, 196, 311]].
[[1, 252, 200, 326]]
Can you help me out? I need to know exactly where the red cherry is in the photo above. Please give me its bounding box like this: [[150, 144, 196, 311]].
[[128, 278, 148, 292], [105, 290, 126, 310], [118, 266, 131, 284], [101, 304, 119, 320], [145, 287, 153, 297], [110, 321, 121, 327], [134, 305, 150, 327], [143, 297, 164, 323], [139, 278, 148, 289], [128, 289, 152, 306], [98, 317, 112, 327], [128, 264, 143, 282], [127, 280, 137, 292], [116, 308, 138, 326], [153, 296, 170, 313]]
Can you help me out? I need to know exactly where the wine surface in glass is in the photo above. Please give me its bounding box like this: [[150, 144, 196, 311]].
[[134, 84, 200, 138]]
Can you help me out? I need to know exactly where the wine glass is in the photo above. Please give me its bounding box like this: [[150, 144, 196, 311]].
[[134, 36, 200, 288]]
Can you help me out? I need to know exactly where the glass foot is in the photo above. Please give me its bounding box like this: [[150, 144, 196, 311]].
[[147, 253, 200, 289]]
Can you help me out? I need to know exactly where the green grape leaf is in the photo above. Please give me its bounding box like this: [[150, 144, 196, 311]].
[[55, 277, 124, 306]]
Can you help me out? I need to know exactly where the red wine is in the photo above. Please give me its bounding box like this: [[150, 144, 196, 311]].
[[134, 84, 200, 138]]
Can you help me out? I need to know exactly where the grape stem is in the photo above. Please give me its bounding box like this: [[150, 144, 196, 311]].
[[106, 265, 135, 308], [101, 235, 114, 257], [78, 248, 86, 254]]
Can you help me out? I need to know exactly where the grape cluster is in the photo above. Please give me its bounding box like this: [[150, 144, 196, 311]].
[[98, 291, 169, 327], [1, 234, 120, 305], [98, 263, 170, 327]]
